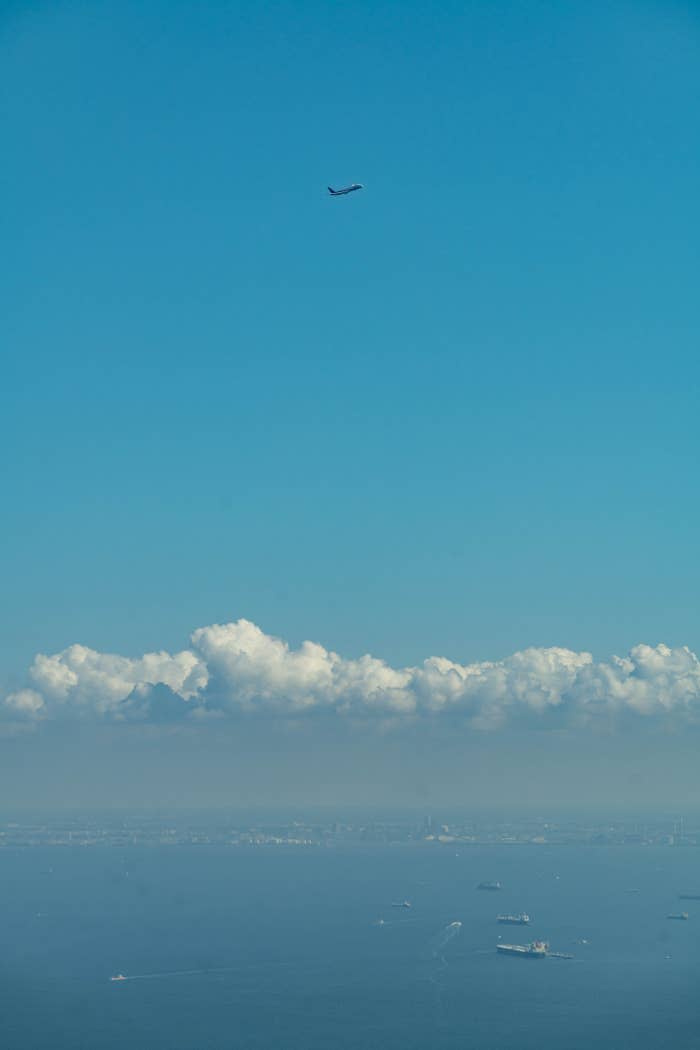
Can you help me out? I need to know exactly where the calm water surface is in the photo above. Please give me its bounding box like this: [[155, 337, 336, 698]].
[[1, 845, 699, 1049]]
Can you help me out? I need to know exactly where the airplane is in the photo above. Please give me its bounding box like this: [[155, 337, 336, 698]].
[[327, 183, 364, 196]]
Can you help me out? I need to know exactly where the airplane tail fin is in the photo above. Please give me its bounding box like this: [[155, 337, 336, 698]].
[[327, 186, 336, 194]]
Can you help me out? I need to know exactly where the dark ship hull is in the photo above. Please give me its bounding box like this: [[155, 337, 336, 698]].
[[497, 941, 547, 958]]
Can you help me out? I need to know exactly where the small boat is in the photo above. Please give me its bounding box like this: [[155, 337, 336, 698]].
[[667, 912, 689, 921], [391, 900, 412, 909], [110, 974, 127, 981]]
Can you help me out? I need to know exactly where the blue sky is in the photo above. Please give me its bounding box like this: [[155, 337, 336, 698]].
[[2, 2, 700, 806]]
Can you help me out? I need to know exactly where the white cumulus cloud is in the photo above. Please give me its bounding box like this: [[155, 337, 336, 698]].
[[4, 689, 46, 719], [3, 620, 700, 731], [28, 644, 208, 719]]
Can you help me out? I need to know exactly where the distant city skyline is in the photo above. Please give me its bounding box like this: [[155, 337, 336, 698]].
[[2, 810, 699, 847]]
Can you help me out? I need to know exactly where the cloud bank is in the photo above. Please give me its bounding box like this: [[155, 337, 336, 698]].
[[4, 619, 700, 732]]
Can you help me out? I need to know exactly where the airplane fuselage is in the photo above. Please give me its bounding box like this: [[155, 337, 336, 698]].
[[328, 184, 363, 196]]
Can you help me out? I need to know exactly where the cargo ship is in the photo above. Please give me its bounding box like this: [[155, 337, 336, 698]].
[[477, 881, 502, 891], [497, 913, 530, 925], [679, 894, 700, 900], [667, 912, 689, 921], [391, 900, 412, 909], [497, 940, 548, 958]]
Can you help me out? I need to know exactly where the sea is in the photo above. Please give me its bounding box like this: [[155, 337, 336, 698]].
[[2, 842, 699, 1049]]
